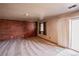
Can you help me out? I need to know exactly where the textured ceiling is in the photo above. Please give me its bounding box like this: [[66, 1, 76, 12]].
[[0, 3, 79, 21]]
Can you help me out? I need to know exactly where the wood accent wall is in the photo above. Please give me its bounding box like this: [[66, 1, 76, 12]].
[[0, 20, 36, 40]]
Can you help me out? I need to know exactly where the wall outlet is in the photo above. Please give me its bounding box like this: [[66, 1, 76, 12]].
[[49, 37, 51, 39]]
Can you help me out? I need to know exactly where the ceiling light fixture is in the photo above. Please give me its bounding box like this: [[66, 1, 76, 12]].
[[68, 4, 77, 9], [26, 13, 29, 16]]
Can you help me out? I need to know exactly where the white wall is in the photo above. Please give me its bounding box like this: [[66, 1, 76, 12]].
[[37, 18, 58, 44], [37, 11, 79, 48]]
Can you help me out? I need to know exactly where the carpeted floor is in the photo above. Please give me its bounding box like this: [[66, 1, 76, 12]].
[[0, 37, 79, 56]]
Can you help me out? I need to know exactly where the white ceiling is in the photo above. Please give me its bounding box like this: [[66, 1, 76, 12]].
[[0, 3, 79, 21]]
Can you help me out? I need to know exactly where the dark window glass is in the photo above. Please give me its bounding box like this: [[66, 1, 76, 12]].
[[39, 22, 46, 35]]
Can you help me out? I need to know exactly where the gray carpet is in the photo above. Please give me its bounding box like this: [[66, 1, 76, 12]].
[[0, 37, 79, 56]]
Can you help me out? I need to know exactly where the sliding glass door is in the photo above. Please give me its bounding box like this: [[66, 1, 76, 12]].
[[69, 18, 79, 51]]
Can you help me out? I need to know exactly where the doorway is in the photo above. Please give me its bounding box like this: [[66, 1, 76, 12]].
[[69, 18, 79, 51]]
